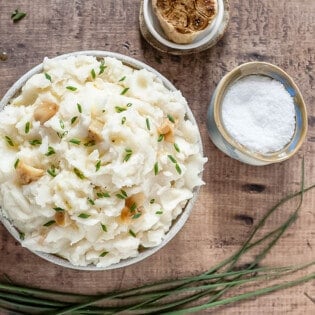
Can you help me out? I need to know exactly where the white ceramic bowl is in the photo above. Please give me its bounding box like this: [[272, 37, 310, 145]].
[[0, 51, 203, 270], [143, 0, 225, 50]]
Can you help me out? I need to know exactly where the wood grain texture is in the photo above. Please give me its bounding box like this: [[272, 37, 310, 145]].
[[0, 0, 314, 314]]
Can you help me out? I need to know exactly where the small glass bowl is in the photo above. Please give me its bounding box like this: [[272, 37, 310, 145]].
[[207, 62, 308, 166]]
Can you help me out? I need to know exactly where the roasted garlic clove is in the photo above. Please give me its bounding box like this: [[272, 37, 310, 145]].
[[16, 161, 44, 185], [34, 101, 59, 124], [55, 211, 71, 227], [88, 119, 104, 142]]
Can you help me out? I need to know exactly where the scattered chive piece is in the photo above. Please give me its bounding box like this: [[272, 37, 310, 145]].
[[25, 122, 30, 134], [120, 87, 129, 95], [53, 207, 65, 212], [157, 134, 164, 142], [123, 148, 133, 162], [19, 232, 25, 240], [45, 146, 56, 156], [73, 168, 85, 179], [130, 203, 137, 212], [168, 155, 177, 163], [71, 116, 78, 125], [66, 86, 77, 91], [119, 76, 126, 82], [100, 251, 109, 257], [174, 143, 180, 153], [97, 192, 110, 198], [29, 139, 42, 146], [115, 106, 127, 113], [121, 116, 126, 125], [146, 118, 150, 130], [87, 198, 95, 205], [69, 138, 81, 145], [14, 159, 20, 169], [45, 73, 52, 82], [101, 223, 107, 232], [129, 229, 136, 237], [5, 136, 14, 147], [99, 61, 106, 75], [132, 213, 142, 219], [59, 119, 65, 129], [57, 131, 68, 139], [78, 213, 90, 219], [150, 199, 155, 204], [121, 190, 128, 197], [91, 69, 96, 79], [84, 140, 96, 147], [102, 109, 106, 113], [47, 166, 57, 177], [154, 162, 159, 175], [167, 114, 175, 123], [95, 160, 101, 171], [43, 220, 56, 227], [116, 190, 127, 199], [175, 163, 182, 174], [126, 102, 132, 107], [77, 103, 82, 113], [11, 9, 26, 22], [155, 210, 163, 215]]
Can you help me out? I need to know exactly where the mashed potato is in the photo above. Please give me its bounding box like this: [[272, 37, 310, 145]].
[[0, 55, 206, 267]]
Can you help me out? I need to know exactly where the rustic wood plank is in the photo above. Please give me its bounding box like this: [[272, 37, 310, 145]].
[[0, 0, 314, 314]]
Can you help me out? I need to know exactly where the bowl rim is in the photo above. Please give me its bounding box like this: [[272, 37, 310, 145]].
[[143, 0, 225, 50], [212, 61, 308, 163], [0, 50, 203, 271]]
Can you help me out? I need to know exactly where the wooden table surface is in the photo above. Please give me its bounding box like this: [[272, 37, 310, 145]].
[[0, 0, 314, 314]]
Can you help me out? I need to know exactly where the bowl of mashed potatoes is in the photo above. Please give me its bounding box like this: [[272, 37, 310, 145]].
[[0, 51, 206, 270]]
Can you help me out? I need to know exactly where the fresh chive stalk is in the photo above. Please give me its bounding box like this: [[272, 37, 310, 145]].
[[66, 86, 77, 91], [78, 213, 90, 219], [120, 87, 129, 95], [25, 122, 30, 134], [44, 73, 52, 82], [14, 159, 20, 169], [91, 69, 96, 79], [29, 139, 42, 146], [73, 168, 85, 179], [77, 103, 82, 113]]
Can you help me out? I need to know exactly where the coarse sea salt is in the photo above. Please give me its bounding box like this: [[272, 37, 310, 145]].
[[222, 75, 296, 154]]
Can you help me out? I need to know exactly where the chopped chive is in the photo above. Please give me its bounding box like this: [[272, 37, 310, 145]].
[[99, 251, 109, 257], [43, 220, 56, 227], [146, 118, 150, 130], [154, 162, 159, 175], [129, 229, 136, 237], [168, 155, 177, 163], [101, 223, 107, 232], [121, 189, 128, 197], [91, 69, 96, 79], [87, 198, 95, 205], [5, 136, 14, 147], [175, 163, 182, 174], [77, 103, 82, 113], [47, 166, 57, 177], [14, 159, 20, 169], [120, 87, 129, 95], [174, 143, 180, 153], [66, 86, 77, 91], [78, 213, 90, 219], [150, 199, 155, 204], [99, 61, 107, 75], [157, 134, 164, 142], [57, 131, 68, 139], [45, 146, 56, 156], [69, 138, 81, 145], [167, 114, 175, 123], [95, 160, 101, 171], [155, 210, 163, 215], [126, 102, 132, 107], [29, 139, 42, 146], [59, 119, 65, 129], [11, 9, 26, 23], [130, 203, 137, 212], [132, 213, 142, 219], [84, 140, 96, 147], [25, 122, 30, 134], [102, 109, 106, 113], [97, 192, 110, 198], [71, 116, 78, 125], [45, 73, 52, 82], [119, 76, 126, 82], [19, 231, 25, 240], [121, 116, 126, 125], [116, 190, 127, 199], [115, 106, 127, 113], [73, 168, 85, 179], [123, 148, 133, 162], [53, 207, 65, 212]]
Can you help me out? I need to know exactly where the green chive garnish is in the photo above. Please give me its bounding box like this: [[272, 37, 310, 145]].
[[132, 213, 142, 219], [71, 116, 78, 124], [129, 229, 136, 237], [123, 148, 133, 162], [5, 136, 14, 147], [95, 160, 101, 171], [174, 143, 180, 153], [167, 114, 175, 123], [115, 106, 127, 113], [121, 116, 126, 125], [78, 213, 90, 219], [11, 9, 26, 23], [29, 139, 42, 146], [84, 140, 96, 147], [77, 103, 82, 113], [43, 220, 56, 227], [101, 223, 107, 232], [150, 199, 155, 204], [157, 134, 164, 142], [146, 118, 150, 130], [100, 251, 109, 257], [91, 69, 96, 79], [126, 102, 132, 107], [119, 76, 126, 82], [99, 61, 106, 75], [154, 162, 159, 175], [116, 190, 127, 199], [59, 119, 65, 129], [66, 86, 77, 91], [25, 122, 30, 134], [155, 211, 163, 215], [47, 166, 57, 177], [175, 163, 182, 174], [87, 197, 95, 205], [168, 155, 177, 163], [57, 131, 68, 139], [45, 146, 56, 156], [130, 203, 137, 212], [19, 231, 25, 240], [120, 87, 129, 95], [45, 73, 52, 82], [53, 207, 65, 212], [97, 192, 110, 198], [14, 159, 20, 169], [69, 138, 81, 145], [73, 168, 85, 179]]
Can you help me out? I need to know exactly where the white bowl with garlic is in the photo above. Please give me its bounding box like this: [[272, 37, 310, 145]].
[[0, 51, 206, 270]]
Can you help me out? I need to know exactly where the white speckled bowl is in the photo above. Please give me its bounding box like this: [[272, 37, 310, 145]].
[[0, 51, 203, 270]]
